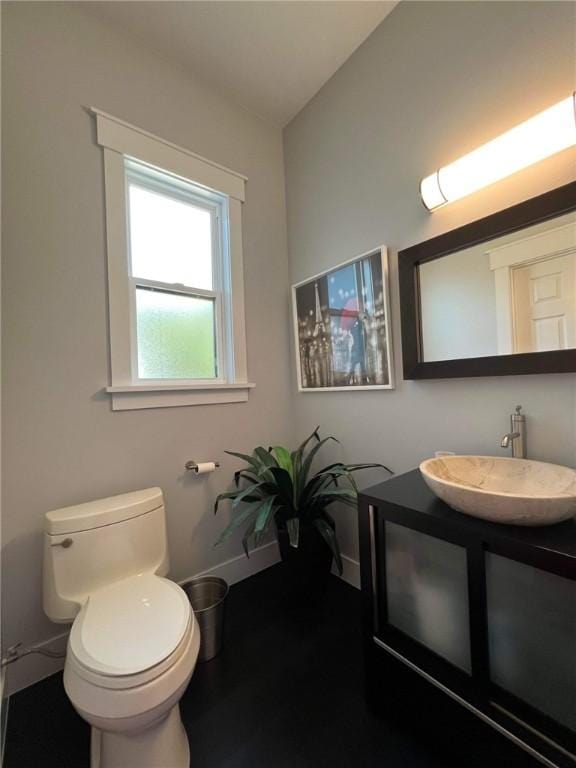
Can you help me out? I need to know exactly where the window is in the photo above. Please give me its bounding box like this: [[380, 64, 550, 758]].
[[94, 109, 253, 409], [126, 160, 224, 382]]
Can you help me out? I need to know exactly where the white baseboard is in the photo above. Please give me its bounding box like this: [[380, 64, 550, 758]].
[[335, 554, 360, 590], [190, 542, 360, 590], [3, 631, 69, 697], [180, 540, 280, 588]]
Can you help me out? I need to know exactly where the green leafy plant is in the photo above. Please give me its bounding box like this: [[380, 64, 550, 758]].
[[214, 427, 392, 575]]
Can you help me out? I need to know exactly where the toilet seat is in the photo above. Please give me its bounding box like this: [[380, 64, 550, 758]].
[[64, 613, 200, 724], [69, 574, 192, 689]]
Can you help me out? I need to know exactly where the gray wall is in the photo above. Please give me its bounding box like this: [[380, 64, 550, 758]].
[[2, 3, 291, 692], [284, 1, 576, 565]]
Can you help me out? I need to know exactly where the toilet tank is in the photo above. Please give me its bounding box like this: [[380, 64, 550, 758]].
[[43, 488, 170, 623]]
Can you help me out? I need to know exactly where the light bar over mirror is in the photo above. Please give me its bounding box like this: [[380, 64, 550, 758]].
[[420, 94, 576, 211]]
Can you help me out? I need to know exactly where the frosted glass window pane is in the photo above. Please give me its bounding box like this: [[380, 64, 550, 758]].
[[128, 184, 212, 290], [385, 522, 471, 672], [136, 288, 216, 380], [486, 554, 576, 731]]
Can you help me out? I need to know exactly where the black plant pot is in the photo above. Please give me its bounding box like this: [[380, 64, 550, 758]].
[[276, 521, 334, 607]]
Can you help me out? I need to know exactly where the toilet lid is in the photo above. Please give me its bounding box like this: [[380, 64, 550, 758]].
[[69, 574, 191, 677]]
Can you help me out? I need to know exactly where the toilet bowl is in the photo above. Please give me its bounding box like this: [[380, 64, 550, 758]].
[[43, 488, 199, 768], [64, 574, 200, 768], [63, 574, 200, 768]]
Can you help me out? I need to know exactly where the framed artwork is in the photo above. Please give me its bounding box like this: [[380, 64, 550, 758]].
[[292, 246, 394, 391]]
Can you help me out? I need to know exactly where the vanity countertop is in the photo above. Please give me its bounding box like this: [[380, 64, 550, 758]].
[[361, 468, 576, 565]]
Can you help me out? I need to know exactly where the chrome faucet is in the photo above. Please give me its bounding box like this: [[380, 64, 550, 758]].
[[500, 405, 527, 458]]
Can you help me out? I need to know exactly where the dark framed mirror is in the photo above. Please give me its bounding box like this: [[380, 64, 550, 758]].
[[399, 182, 576, 379]]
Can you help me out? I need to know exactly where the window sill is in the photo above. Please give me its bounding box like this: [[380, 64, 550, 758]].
[[105, 382, 255, 411]]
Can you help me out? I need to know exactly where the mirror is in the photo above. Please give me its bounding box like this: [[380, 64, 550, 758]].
[[399, 183, 576, 379], [419, 211, 576, 362]]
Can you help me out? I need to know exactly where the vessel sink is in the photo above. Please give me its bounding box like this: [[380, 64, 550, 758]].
[[420, 456, 576, 526]]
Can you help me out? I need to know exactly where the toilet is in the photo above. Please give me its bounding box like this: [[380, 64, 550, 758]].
[[43, 488, 200, 768]]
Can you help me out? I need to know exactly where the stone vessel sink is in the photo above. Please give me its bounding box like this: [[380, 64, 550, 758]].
[[420, 456, 576, 526]]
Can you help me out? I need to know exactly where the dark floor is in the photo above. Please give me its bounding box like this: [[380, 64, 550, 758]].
[[5, 565, 538, 768]]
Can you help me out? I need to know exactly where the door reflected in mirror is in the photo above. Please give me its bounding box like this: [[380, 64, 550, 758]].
[[419, 212, 576, 362]]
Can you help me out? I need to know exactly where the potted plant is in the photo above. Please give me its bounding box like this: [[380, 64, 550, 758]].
[[214, 427, 392, 597]]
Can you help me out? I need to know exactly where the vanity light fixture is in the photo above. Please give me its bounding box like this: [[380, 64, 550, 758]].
[[420, 93, 576, 211]]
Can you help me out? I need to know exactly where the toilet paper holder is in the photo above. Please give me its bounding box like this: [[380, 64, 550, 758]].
[[185, 460, 220, 473]]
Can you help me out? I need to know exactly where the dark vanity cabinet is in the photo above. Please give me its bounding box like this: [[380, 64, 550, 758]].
[[359, 471, 576, 768]]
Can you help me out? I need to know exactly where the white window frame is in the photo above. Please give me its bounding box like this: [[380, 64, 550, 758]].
[[125, 160, 231, 385], [93, 108, 254, 410]]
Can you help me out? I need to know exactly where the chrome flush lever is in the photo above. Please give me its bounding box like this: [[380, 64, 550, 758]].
[[50, 538, 73, 548]]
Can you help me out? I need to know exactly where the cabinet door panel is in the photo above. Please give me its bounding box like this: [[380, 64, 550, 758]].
[[385, 522, 471, 672], [486, 553, 576, 731]]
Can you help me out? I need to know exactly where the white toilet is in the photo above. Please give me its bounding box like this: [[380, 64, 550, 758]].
[[43, 488, 200, 768]]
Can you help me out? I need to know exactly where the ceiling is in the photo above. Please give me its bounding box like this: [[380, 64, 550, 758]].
[[83, 1, 398, 126]]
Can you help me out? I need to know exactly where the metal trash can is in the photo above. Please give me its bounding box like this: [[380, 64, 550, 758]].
[[183, 576, 229, 662]]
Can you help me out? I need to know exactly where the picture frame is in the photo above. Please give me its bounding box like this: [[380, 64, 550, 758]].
[[292, 246, 394, 392]]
